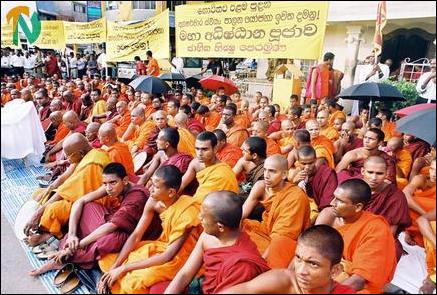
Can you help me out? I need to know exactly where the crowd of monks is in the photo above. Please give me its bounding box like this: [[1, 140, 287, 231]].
[[1, 70, 436, 294]]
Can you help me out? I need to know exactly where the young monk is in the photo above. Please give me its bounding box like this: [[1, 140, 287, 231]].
[[161, 191, 270, 294], [29, 163, 150, 275], [316, 179, 397, 293], [268, 119, 297, 155], [220, 225, 356, 294], [213, 129, 243, 168], [218, 105, 249, 148], [316, 110, 339, 141], [333, 121, 363, 164], [250, 121, 281, 156], [173, 112, 197, 157], [24, 133, 111, 246], [417, 208, 436, 294], [179, 131, 239, 204], [242, 155, 310, 269], [403, 157, 436, 246], [97, 165, 202, 294], [386, 137, 413, 189], [305, 119, 335, 168]]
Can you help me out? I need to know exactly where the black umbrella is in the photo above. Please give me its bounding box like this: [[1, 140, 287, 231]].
[[129, 75, 171, 94], [337, 82, 405, 101], [159, 72, 186, 81], [185, 74, 202, 89], [396, 108, 436, 146]]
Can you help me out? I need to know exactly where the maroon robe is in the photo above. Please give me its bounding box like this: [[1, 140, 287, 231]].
[[308, 163, 338, 210], [404, 139, 431, 162], [58, 185, 158, 269], [343, 136, 363, 154], [188, 118, 205, 135], [90, 138, 102, 148], [80, 105, 93, 121], [64, 98, 82, 116], [143, 126, 162, 156], [39, 104, 51, 121], [266, 119, 281, 135], [161, 152, 193, 174], [74, 121, 87, 135]]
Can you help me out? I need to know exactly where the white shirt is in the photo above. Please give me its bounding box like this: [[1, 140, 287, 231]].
[[24, 55, 36, 69], [171, 57, 184, 74], [97, 53, 107, 68], [1, 56, 10, 68], [69, 57, 78, 68], [358, 63, 390, 83], [11, 55, 25, 67], [77, 58, 86, 70], [416, 72, 436, 102]]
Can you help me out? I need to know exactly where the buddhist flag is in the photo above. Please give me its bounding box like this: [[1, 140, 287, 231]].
[[372, 1, 387, 57]]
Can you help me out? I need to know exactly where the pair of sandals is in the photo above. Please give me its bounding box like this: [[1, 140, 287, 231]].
[[53, 264, 97, 294], [31, 237, 59, 260]]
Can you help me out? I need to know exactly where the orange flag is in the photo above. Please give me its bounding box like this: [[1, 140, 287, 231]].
[[373, 1, 387, 57]]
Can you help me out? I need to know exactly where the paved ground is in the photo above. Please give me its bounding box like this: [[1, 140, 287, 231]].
[[1, 211, 47, 294]]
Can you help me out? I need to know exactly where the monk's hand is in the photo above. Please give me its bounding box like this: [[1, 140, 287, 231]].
[[53, 248, 72, 264], [23, 207, 44, 236], [292, 170, 307, 184], [98, 267, 124, 293], [66, 235, 80, 252]]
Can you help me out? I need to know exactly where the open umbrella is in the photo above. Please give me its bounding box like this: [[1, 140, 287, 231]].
[[199, 75, 238, 96], [394, 103, 435, 118], [185, 74, 202, 89], [159, 72, 186, 81], [129, 76, 171, 94], [396, 108, 436, 146]]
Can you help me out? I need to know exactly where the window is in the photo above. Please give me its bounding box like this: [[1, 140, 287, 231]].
[[74, 3, 86, 13], [106, 1, 118, 10], [132, 1, 156, 9]]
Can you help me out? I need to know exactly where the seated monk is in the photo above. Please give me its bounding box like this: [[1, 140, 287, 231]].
[[288, 129, 332, 170], [173, 112, 196, 157], [336, 128, 396, 184], [197, 105, 221, 132], [333, 121, 363, 164], [91, 96, 118, 123], [162, 191, 270, 294], [23, 133, 111, 246], [316, 110, 339, 141], [315, 179, 397, 294], [109, 101, 131, 139], [213, 129, 243, 168], [85, 122, 102, 148], [242, 155, 310, 269], [29, 163, 154, 276], [417, 208, 436, 294], [45, 111, 70, 147], [122, 106, 155, 155], [250, 121, 281, 156], [143, 110, 170, 157], [404, 134, 431, 163], [289, 146, 337, 221], [268, 119, 297, 155], [97, 165, 202, 294], [98, 123, 135, 179], [377, 109, 401, 142], [233, 137, 267, 201], [403, 157, 436, 246], [218, 105, 249, 148], [43, 110, 87, 163], [220, 225, 356, 294], [179, 131, 239, 204], [386, 137, 413, 189], [137, 127, 194, 192], [305, 120, 335, 168], [409, 148, 436, 181]]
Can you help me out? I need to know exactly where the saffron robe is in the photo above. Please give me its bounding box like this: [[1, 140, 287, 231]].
[[103, 141, 135, 177], [226, 125, 249, 148], [216, 143, 243, 168], [177, 128, 196, 157]]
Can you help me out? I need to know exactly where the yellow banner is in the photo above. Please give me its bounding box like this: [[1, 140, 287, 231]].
[[176, 1, 329, 59], [63, 18, 106, 44], [33, 21, 65, 49], [1, 23, 20, 48], [106, 10, 170, 62]]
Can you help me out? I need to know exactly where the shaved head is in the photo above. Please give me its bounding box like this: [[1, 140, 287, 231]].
[[364, 155, 387, 169], [342, 121, 355, 130], [387, 137, 404, 152], [49, 111, 63, 126], [297, 145, 317, 160], [132, 106, 145, 117], [62, 133, 92, 162], [174, 112, 188, 126], [265, 154, 288, 171], [86, 122, 101, 134], [98, 122, 117, 146], [203, 191, 244, 229]]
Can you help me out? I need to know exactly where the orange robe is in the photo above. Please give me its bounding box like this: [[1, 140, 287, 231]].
[[424, 221, 436, 279], [115, 112, 132, 139], [266, 138, 281, 156], [144, 106, 155, 120], [243, 182, 310, 268], [329, 110, 346, 127], [204, 111, 222, 132], [39, 149, 111, 238], [319, 126, 339, 141], [278, 136, 296, 155], [125, 120, 155, 151], [336, 211, 397, 294], [382, 121, 401, 142], [46, 123, 70, 145], [226, 125, 249, 148], [407, 185, 436, 246], [177, 128, 196, 157], [216, 143, 242, 168], [234, 113, 251, 129], [312, 136, 335, 168], [193, 162, 239, 204], [1, 93, 11, 106], [103, 142, 135, 177], [98, 196, 201, 294], [395, 148, 413, 190]]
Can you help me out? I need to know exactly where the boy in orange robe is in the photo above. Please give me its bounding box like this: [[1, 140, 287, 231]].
[[213, 129, 243, 168], [250, 121, 281, 156]]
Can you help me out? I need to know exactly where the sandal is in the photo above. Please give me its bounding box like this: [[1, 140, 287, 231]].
[[31, 243, 57, 254], [59, 271, 80, 294], [53, 263, 75, 287], [36, 249, 58, 260]]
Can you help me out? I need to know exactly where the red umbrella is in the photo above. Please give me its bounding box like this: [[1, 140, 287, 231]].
[[199, 75, 238, 96], [394, 103, 435, 118]]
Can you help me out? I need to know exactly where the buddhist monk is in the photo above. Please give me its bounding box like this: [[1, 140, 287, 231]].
[[143, 110, 169, 156], [45, 111, 70, 146], [333, 121, 363, 164], [242, 155, 310, 268], [98, 123, 135, 177], [376, 109, 401, 142], [327, 99, 346, 128], [179, 131, 239, 204], [316, 110, 339, 141], [85, 122, 102, 148], [24, 133, 111, 246], [92, 96, 118, 123], [403, 158, 436, 246], [137, 127, 193, 187], [197, 105, 221, 132], [213, 129, 243, 168], [86, 89, 107, 123], [97, 165, 202, 294], [315, 179, 397, 293], [250, 121, 281, 156], [220, 225, 356, 294], [268, 119, 297, 155], [336, 128, 397, 184], [162, 191, 270, 294], [29, 163, 149, 275], [122, 107, 155, 154], [174, 112, 196, 157], [403, 134, 431, 163], [218, 105, 249, 148], [417, 208, 436, 294], [386, 137, 413, 189], [305, 119, 335, 163], [289, 146, 337, 215]]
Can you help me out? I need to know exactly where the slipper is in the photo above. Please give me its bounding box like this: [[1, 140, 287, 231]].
[[54, 264, 75, 287], [59, 272, 80, 294], [36, 249, 58, 260], [31, 243, 58, 254]]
